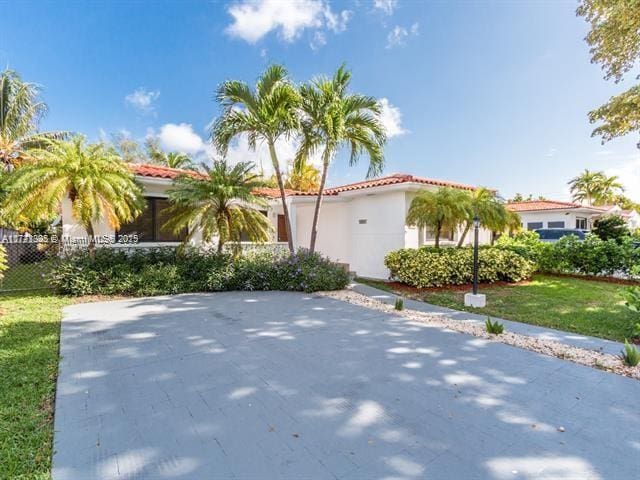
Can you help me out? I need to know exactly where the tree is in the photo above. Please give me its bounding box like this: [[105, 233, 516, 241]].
[[593, 214, 629, 242], [145, 137, 195, 169], [296, 65, 385, 252], [212, 64, 300, 254], [0, 69, 67, 171], [163, 160, 272, 253], [284, 160, 320, 192], [568, 169, 623, 205], [457, 188, 509, 246], [577, 1, 640, 146], [2, 137, 143, 254], [406, 187, 469, 248]]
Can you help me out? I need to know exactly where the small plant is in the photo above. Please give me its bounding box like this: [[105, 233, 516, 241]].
[[485, 317, 504, 335], [620, 340, 640, 367], [394, 297, 404, 311]]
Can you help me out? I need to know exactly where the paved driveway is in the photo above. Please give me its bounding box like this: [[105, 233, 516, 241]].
[[53, 292, 640, 479]]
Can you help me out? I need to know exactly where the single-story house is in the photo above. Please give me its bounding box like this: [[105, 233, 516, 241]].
[[505, 200, 606, 231], [61, 164, 493, 279], [506, 199, 640, 232]]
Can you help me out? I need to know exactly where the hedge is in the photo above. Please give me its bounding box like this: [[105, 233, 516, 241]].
[[495, 232, 640, 277], [48, 247, 349, 296], [384, 246, 535, 288]]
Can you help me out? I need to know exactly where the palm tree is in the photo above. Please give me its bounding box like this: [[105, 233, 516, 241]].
[[0, 69, 66, 171], [284, 160, 320, 192], [568, 169, 602, 205], [163, 160, 272, 253], [212, 64, 300, 253], [406, 187, 469, 248], [145, 137, 195, 169], [457, 188, 508, 246], [596, 174, 624, 205], [505, 210, 522, 236], [2, 137, 144, 254], [296, 65, 386, 252]]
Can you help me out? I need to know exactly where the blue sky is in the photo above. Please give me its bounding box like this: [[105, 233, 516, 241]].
[[3, 0, 639, 200]]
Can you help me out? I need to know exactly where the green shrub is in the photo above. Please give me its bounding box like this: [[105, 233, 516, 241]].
[[384, 246, 534, 288], [48, 247, 349, 296], [394, 297, 404, 311], [620, 340, 640, 367], [485, 317, 504, 335], [593, 215, 630, 242], [497, 232, 640, 277]]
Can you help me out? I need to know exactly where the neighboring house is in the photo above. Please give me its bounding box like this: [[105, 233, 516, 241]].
[[597, 205, 640, 231], [61, 165, 493, 279], [506, 200, 605, 231]]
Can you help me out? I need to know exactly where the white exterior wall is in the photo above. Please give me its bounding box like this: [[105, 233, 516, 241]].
[[516, 211, 590, 230], [294, 201, 351, 263]]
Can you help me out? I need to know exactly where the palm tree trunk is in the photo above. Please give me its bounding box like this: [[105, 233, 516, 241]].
[[217, 239, 224, 254], [85, 221, 96, 259], [268, 140, 295, 254], [457, 221, 471, 247], [435, 222, 441, 249], [309, 150, 330, 253]]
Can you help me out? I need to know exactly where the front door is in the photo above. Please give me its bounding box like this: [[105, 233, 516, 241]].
[[277, 214, 288, 242]]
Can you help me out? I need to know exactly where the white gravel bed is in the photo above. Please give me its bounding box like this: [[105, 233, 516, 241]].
[[321, 288, 640, 380]]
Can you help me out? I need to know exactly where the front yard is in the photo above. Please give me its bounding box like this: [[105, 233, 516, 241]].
[[0, 293, 71, 479], [358, 274, 638, 342]]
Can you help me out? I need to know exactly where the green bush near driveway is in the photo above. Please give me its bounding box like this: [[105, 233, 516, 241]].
[[384, 246, 534, 288], [48, 247, 349, 296], [496, 232, 640, 277]]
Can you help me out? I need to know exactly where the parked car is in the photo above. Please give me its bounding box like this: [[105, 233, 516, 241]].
[[535, 228, 587, 242]]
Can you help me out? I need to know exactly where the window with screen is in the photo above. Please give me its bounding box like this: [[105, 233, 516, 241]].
[[117, 197, 187, 242], [547, 221, 565, 229], [576, 217, 587, 230], [527, 222, 543, 230]]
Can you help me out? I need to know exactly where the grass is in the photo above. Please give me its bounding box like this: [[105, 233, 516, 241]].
[[0, 292, 71, 479], [357, 274, 639, 342], [0, 261, 52, 292]]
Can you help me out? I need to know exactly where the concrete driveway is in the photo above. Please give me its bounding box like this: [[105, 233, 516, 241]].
[[53, 292, 640, 479]]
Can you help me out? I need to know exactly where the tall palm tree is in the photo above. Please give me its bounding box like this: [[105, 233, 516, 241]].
[[163, 160, 272, 253], [0, 69, 66, 170], [212, 64, 300, 253], [568, 169, 602, 205], [2, 137, 143, 254], [457, 187, 508, 246], [296, 65, 386, 252], [406, 187, 469, 248]]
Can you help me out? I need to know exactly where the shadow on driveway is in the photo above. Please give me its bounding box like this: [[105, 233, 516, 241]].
[[53, 291, 640, 479]]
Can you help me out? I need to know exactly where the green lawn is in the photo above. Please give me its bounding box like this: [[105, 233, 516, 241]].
[[0, 293, 71, 479], [0, 261, 52, 292], [358, 274, 639, 342]]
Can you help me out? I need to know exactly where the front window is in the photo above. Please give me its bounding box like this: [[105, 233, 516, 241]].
[[548, 221, 565, 229], [527, 222, 543, 231], [576, 217, 587, 230], [117, 197, 187, 242]]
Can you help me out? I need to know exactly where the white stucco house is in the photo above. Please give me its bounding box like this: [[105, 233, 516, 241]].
[[61, 164, 493, 279], [506, 199, 640, 232]]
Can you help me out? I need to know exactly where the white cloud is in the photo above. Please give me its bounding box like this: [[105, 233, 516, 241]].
[[379, 98, 406, 138], [225, 0, 351, 46], [374, 0, 397, 15], [124, 88, 160, 114], [605, 153, 640, 202], [386, 22, 419, 48], [157, 123, 208, 155], [310, 31, 327, 51], [544, 148, 558, 157]]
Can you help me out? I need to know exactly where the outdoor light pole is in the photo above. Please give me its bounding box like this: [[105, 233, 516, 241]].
[[472, 215, 479, 295], [464, 215, 486, 307]]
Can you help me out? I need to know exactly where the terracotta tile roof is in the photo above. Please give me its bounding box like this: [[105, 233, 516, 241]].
[[324, 173, 478, 194], [130, 163, 204, 180], [253, 187, 317, 198], [506, 200, 596, 212]]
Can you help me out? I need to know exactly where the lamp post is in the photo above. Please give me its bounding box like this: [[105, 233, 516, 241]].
[[464, 215, 486, 308], [472, 215, 479, 295]]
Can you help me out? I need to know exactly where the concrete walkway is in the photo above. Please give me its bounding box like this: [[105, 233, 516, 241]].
[[351, 282, 626, 356], [53, 292, 640, 479]]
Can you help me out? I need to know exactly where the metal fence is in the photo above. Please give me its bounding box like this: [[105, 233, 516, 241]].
[[0, 229, 58, 292]]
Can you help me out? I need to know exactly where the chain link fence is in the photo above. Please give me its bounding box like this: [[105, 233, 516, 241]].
[[0, 229, 58, 292]]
